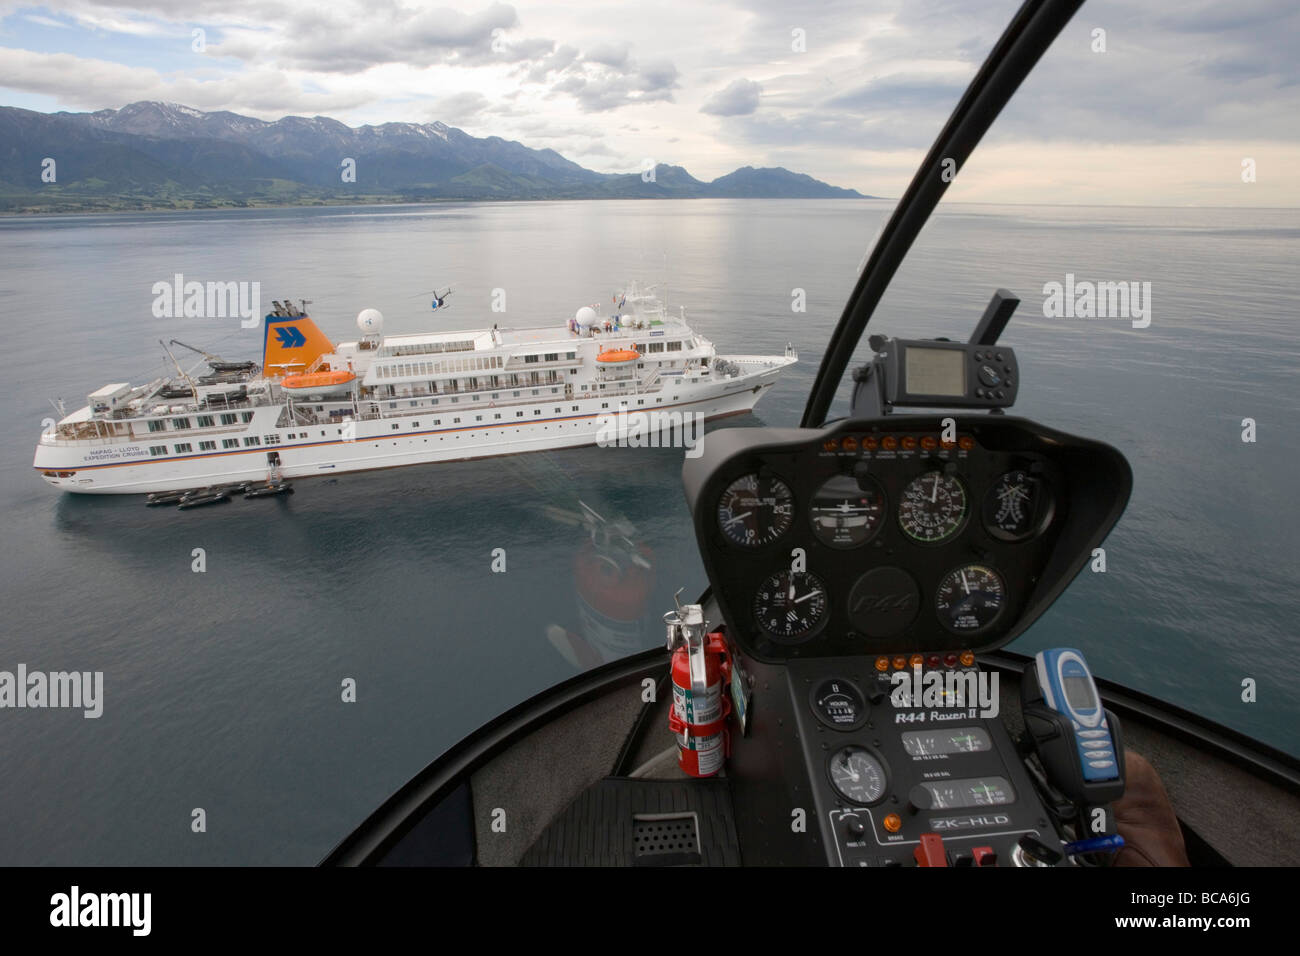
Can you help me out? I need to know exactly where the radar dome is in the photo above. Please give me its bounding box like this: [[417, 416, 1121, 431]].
[[357, 308, 384, 334], [575, 306, 598, 328]]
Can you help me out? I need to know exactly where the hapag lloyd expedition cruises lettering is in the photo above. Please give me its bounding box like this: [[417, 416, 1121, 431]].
[[0, 665, 103, 717]]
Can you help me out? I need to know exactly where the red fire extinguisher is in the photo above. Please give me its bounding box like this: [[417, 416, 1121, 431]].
[[666, 603, 732, 777]]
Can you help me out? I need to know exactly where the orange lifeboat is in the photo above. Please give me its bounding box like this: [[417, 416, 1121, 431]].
[[280, 369, 357, 397], [596, 348, 640, 365]]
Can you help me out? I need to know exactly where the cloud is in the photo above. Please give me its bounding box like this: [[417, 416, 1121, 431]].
[[211, 2, 521, 74], [0, 47, 375, 115], [583, 42, 631, 69], [549, 56, 680, 112], [700, 78, 762, 116]]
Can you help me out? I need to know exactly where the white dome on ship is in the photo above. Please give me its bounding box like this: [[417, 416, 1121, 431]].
[[357, 308, 384, 334], [574, 306, 598, 328]]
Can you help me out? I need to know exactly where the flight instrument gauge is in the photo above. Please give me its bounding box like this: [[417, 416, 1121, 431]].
[[935, 564, 1005, 634], [753, 570, 828, 642], [829, 746, 887, 805], [809, 474, 886, 548], [717, 473, 794, 547], [899, 471, 968, 543], [983, 469, 1053, 541], [811, 678, 869, 731]]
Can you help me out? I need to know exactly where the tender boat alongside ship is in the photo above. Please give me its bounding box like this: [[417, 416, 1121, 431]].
[[34, 286, 796, 494]]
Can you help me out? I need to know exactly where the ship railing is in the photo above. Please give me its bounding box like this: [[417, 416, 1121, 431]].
[[350, 379, 667, 423]]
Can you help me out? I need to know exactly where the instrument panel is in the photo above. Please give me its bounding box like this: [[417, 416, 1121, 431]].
[[685, 416, 1130, 661]]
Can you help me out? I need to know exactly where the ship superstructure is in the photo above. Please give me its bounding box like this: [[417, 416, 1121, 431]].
[[35, 285, 796, 494]]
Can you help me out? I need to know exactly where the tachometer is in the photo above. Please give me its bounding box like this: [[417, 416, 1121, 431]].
[[717, 473, 794, 547], [809, 474, 886, 548], [935, 564, 1005, 634], [753, 570, 828, 642], [899, 471, 967, 543], [829, 746, 887, 805]]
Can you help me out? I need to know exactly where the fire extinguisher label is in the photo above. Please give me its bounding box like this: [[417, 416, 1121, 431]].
[[673, 684, 722, 725], [694, 732, 724, 776]]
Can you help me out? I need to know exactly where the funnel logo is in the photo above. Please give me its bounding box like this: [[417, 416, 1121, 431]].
[[275, 326, 307, 349]]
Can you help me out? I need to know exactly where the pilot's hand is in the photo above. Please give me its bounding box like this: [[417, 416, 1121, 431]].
[[1112, 751, 1190, 867]]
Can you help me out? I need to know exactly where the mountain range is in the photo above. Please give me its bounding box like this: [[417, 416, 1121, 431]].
[[0, 101, 873, 213]]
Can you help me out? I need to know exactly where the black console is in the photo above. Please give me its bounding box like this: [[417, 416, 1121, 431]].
[[681, 414, 1131, 866]]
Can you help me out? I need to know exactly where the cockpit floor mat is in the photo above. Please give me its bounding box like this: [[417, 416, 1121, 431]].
[[519, 776, 741, 866]]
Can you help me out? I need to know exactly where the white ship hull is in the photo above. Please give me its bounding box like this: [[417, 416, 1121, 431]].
[[35, 366, 785, 495]]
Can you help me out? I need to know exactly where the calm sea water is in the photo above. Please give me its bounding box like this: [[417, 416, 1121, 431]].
[[0, 199, 1296, 864]]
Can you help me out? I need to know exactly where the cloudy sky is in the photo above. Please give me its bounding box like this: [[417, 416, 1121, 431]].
[[1, 0, 1297, 204]]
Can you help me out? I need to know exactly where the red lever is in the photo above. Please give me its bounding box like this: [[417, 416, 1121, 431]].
[[914, 833, 948, 867], [972, 846, 997, 867]]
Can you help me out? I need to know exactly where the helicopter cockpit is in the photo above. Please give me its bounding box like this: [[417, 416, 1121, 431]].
[[323, 0, 1300, 872]]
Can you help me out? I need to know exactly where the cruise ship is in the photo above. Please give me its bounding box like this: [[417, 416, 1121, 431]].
[[34, 286, 797, 494]]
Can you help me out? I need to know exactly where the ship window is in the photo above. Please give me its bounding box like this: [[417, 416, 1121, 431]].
[[491, 393, 499, 400], [264, 435, 280, 445], [601, 403, 609, 409], [222, 439, 239, 449], [572, 406, 579, 411], [512, 391, 520, 397], [240, 412, 254, 423], [648, 343, 664, 353], [199, 440, 216, 451], [534, 409, 540, 415], [174, 443, 192, 453], [149, 445, 167, 456], [148, 420, 165, 432], [517, 411, 524, 417], [554, 408, 561, 413], [453, 417, 461, 424], [544, 352, 558, 362], [220, 414, 237, 425], [392, 424, 399, 430], [244, 436, 261, 446], [434, 420, 441, 425], [565, 352, 575, 360], [413, 421, 419, 427], [196, 415, 214, 427], [667, 341, 682, 351], [524, 354, 539, 364], [171, 418, 190, 429], [476, 415, 483, 422]]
